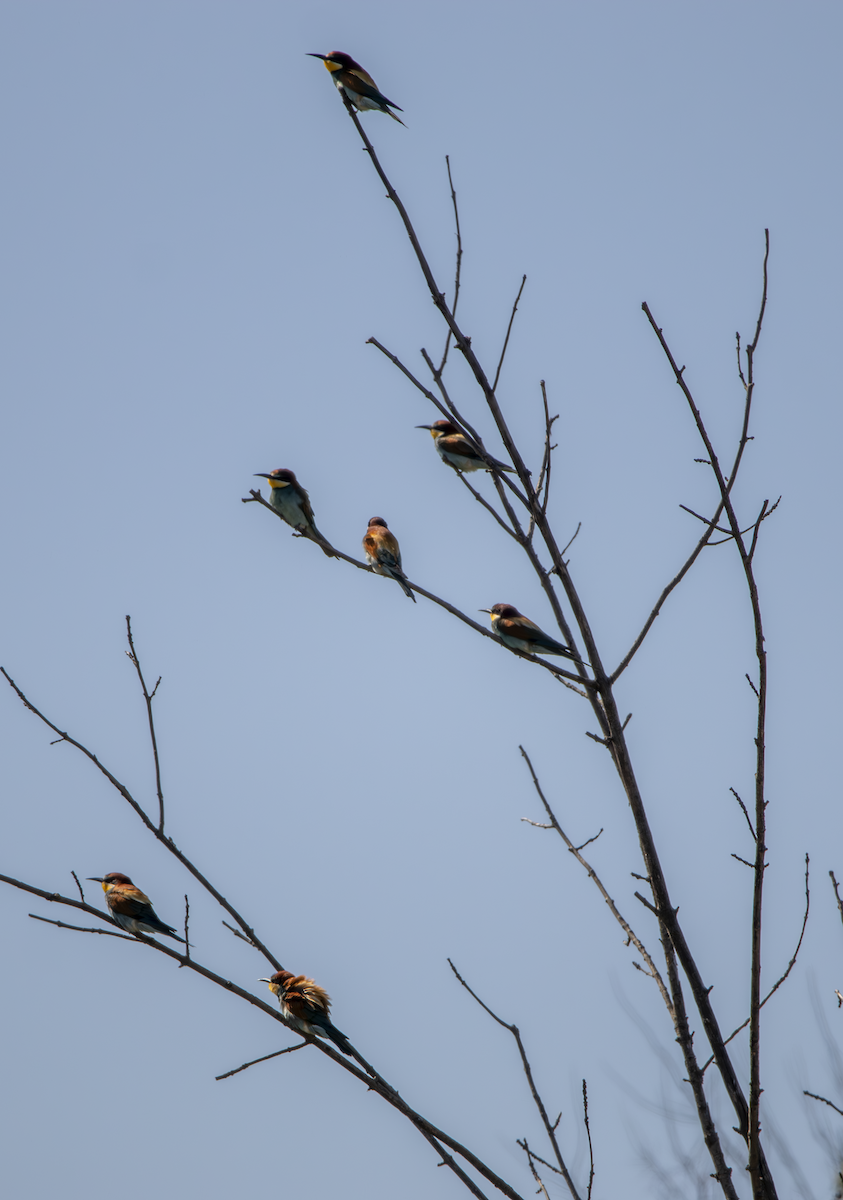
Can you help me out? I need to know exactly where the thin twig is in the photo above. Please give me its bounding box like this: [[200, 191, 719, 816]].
[[731, 788, 757, 841], [582, 1081, 595, 1200], [642, 231, 777, 1200], [71, 871, 85, 902], [222, 919, 256, 945], [215, 1043, 307, 1080], [831, 872, 843, 926], [519, 1141, 552, 1200], [125, 616, 165, 832], [8, 866, 526, 1200], [29, 914, 133, 938], [492, 275, 527, 393], [610, 499, 726, 682], [448, 959, 582, 1200], [436, 155, 462, 377], [1, 667, 284, 972], [703, 855, 811, 1073], [182, 894, 190, 962], [519, 748, 671, 1010], [803, 1092, 843, 1118]]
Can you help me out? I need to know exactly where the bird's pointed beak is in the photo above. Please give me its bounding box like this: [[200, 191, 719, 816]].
[[478, 609, 491, 614], [415, 424, 433, 430], [87, 877, 104, 882], [307, 53, 327, 60], [258, 977, 271, 983], [254, 473, 271, 479]]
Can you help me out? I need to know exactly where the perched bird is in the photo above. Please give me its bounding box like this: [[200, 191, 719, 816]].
[[416, 420, 515, 474], [87, 872, 185, 942], [259, 969, 353, 1056], [362, 516, 415, 601], [307, 51, 405, 125], [254, 468, 335, 556], [480, 604, 582, 663]]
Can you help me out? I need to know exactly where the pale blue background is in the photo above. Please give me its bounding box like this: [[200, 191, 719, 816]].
[[1, 2, 841, 1197]]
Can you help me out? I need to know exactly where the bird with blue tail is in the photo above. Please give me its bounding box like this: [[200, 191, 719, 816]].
[[254, 468, 336, 556], [88, 873, 185, 942], [308, 51, 405, 125], [362, 516, 416, 601], [480, 604, 583, 663], [416, 420, 515, 474]]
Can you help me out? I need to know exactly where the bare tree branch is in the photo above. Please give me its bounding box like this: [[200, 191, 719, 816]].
[[703, 855, 811, 1073], [643, 229, 776, 1200], [448, 958, 582, 1200], [6, 866, 526, 1200], [803, 1091, 843, 1119], [437, 155, 463, 377], [518, 747, 672, 1011], [492, 275, 527, 393], [216, 1043, 307, 1080], [125, 615, 166, 831], [582, 1081, 595, 1200]]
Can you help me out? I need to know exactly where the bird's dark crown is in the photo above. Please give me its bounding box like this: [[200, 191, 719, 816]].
[[307, 51, 358, 69], [490, 604, 520, 618], [324, 51, 356, 68], [367, 516, 388, 528], [255, 468, 297, 483]]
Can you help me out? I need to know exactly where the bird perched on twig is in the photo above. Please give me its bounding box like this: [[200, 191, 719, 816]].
[[253, 468, 335, 556], [307, 51, 405, 125], [416, 420, 515, 474], [362, 516, 416, 601], [259, 969, 353, 1056], [87, 872, 185, 942], [480, 604, 582, 663]]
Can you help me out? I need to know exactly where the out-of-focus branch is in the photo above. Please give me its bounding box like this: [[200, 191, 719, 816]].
[[448, 958, 583, 1200]]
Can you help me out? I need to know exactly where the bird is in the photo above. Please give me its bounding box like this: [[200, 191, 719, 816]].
[[87, 872, 185, 942], [253, 468, 335, 556], [259, 969, 353, 1056], [416, 420, 515, 474], [307, 51, 405, 125], [362, 516, 416, 601], [480, 604, 583, 663]]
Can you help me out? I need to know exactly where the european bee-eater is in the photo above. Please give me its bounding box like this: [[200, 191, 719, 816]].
[[87, 873, 185, 942], [259, 969, 353, 1056], [362, 516, 415, 601], [254, 468, 335, 556], [416, 420, 515, 474], [307, 51, 405, 125], [480, 604, 582, 663]]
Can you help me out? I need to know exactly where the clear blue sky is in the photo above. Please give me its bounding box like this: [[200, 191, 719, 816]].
[[2, 3, 841, 1197]]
